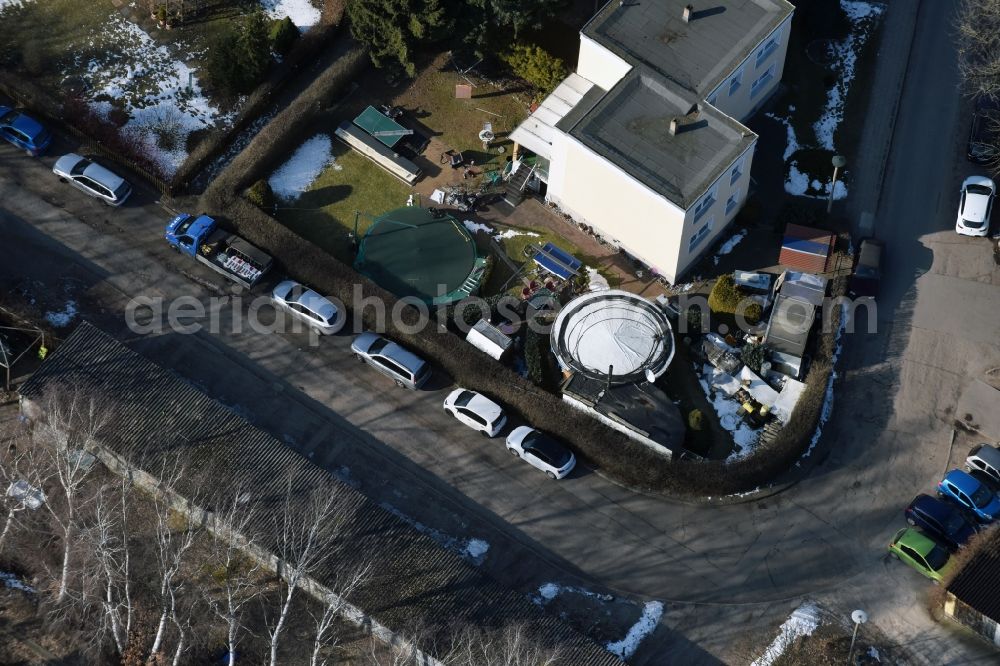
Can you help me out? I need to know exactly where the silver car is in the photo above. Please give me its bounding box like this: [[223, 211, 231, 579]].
[[271, 280, 342, 335], [351, 332, 430, 389], [52, 153, 132, 206]]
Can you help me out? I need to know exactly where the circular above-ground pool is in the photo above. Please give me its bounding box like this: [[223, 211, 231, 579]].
[[550, 289, 675, 385], [354, 206, 485, 305]]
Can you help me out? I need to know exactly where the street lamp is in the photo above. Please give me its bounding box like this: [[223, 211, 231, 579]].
[[846, 609, 867, 665], [827, 155, 847, 214]]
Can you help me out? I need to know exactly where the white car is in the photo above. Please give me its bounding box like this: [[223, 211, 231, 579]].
[[956, 175, 995, 236], [52, 153, 132, 206], [505, 426, 576, 480], [443, 389, 506, 437], [271, 280, 343, 335]]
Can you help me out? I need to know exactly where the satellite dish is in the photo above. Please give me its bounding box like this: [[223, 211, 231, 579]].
[[479, 122, 495, 145], [851, 610, 868, 625]]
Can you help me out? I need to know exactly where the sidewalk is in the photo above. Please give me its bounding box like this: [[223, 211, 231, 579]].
[[845, 0, 923, 235]]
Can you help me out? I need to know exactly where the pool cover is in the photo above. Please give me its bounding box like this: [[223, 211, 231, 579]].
[[354, 207, 483, 304]]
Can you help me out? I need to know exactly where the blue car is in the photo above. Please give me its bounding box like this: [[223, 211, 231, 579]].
[[0, 106, 52, 156], [905, 494, 979, 551], [938, 469, 1000, 522]]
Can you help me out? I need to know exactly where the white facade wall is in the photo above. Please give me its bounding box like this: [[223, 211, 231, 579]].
[[547, 133, 756, 282], [705, 15, 793, 121], [676, 142, 756, 273], [548, 132, 686, 281], [576, 34, 632, 91]]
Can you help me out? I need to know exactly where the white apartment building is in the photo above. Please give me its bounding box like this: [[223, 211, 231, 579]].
[[511, 0, 795, 283]]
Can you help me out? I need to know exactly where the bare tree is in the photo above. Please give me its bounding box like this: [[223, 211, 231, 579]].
[[956, 0, 1000, 98], [203, 489, 265, 666], [0, 426, 40, 554], [29, 387, 108, 603], [83, 474, 139, 657], [146, 460, 199, 660], [266, 477, 347, 666], [308, 563, 372, 666], [364, 623, 562, 666]]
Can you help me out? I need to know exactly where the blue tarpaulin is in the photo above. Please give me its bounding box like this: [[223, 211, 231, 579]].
[[533, 242, 581, 279]]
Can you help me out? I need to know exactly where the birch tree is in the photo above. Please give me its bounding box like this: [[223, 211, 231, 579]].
[[84, 474, 139, 656], [30, 387, 108, 603], [0, 428, 40, 554], [146, 460, 199, 660], [308, 562, 372, 666], [266, 477, 346, 666], [203, 489, 264, 666]]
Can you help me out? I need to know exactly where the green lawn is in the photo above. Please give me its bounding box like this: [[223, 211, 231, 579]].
[[274, 140, 413, 263], [394, 58, 531, 171]]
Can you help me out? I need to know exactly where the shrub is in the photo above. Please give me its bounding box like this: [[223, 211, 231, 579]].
[[741, 342, 764, 374], [707, 274, 747, 315], [246, 179, 275, 210], [207, 11, 272, 96], [270, 17, 299, 55], [502, 44, 567, 96]]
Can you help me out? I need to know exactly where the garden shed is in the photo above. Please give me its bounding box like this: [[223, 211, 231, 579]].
[[779, 223, 835, 273]]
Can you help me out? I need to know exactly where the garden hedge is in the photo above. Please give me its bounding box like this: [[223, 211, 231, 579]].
[[196, 37, 849, 498], [171, 5, 349, 193]]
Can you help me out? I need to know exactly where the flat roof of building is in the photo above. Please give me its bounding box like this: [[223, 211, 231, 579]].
[[566, 69, 755, 208], [583, 0, 794, 97]]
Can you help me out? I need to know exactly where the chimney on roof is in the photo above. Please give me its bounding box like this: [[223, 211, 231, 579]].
[[682, 4, 694, 22], [669, 118, 679, 136]]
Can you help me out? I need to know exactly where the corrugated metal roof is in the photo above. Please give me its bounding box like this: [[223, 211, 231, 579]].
[[20, 323, 624, 665], [947, 530, 1000, 622]]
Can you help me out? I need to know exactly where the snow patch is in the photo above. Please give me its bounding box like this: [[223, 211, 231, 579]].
[[464, 538, 490, 562], [81, 16, 226, 177], [0, 0, 30, 10], [698, 364, 760, 459], [45, 300, 78, 328], [751, 603, 821, 666], [765, 1, 884, 201], [462, 220, 540, 243], [269, 134, 333, 201], [606, 601, 664, 660], [380, 503, 489, 566], [463, 220, 493, 235], [537, 583, 561, 602], [260, 0, 322, 31], [586, 266, 610, 292], [813, 2, 886, 151], [0, 571, 35, 594], [714, 229, 747, 265], [533, 582, 614, 606], [797, 302, 847, 464]]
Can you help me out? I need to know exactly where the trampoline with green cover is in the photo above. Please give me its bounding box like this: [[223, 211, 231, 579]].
[[354, 207, 487, 305]]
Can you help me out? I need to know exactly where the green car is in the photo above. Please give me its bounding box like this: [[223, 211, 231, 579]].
[[888, 528, 956, 582]]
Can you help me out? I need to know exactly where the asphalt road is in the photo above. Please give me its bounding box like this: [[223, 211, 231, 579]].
[[1, 1, 999, 663]]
